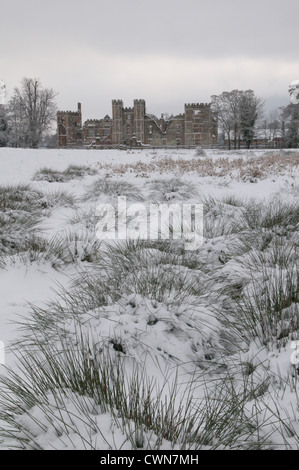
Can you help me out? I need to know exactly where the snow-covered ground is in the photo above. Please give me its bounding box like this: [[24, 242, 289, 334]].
[[0, 147, 298, 450]]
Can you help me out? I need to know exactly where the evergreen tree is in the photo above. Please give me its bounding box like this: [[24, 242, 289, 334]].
[[240, 91, 264, 149], [280, 103, 299, 148], [0, 106, 8, 147]]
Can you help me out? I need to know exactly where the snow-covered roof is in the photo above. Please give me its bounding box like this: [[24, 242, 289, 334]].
[[289, 80, 299, 105]]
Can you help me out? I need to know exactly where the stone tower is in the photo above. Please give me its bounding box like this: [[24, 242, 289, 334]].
[[133, 99, 145, 143], [57, 103, 82, 147], [184, 103, 217, 147], [112, 100, 123, 145]]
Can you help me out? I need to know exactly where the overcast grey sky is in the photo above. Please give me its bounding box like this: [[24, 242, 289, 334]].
[[1, 0, 298, 121]]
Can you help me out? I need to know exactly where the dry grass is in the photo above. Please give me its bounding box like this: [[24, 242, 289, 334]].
[[95, 152, 299, 180]]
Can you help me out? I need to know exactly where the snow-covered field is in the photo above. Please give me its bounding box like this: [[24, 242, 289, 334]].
[[0, 146, 298, 450]]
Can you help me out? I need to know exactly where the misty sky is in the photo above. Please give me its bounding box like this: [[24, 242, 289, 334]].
[[1, 0, 298, 121]]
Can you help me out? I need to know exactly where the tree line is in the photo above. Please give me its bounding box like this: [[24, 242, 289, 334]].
[[211, 89, 299, 149], [0, 78, 298, 149]]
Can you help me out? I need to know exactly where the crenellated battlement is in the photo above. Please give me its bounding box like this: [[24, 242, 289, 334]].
[[57, 110, 81, 116], [185, 102, 210, 108], [84, 119, 101, 124], [57, 102, 81, 116]]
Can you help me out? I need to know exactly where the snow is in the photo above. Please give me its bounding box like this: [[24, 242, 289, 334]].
[[289, 80, 299, 105], [0, 146, 298, 450], [0, 261, 71, 367]]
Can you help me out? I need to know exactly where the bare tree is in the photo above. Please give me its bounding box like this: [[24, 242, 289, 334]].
[[261, 109, 281, 148], [211, 89, 264, 149], [7, 94, 27, 147], [211, 91, 235, 150], [8, 78, 57, 148]]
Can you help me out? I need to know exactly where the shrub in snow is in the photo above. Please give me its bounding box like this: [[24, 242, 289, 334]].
[[33, 165, 98, 183], [33, 167, 66, 183], [147, 177, 198, 202], [0, 184, 46, 255], [195, 146, 207, 158], [81, 178, 143, 203]]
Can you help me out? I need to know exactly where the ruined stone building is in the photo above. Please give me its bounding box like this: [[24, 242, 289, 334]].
[[57, 99, 218, 148], [57, 103, 83, 147]]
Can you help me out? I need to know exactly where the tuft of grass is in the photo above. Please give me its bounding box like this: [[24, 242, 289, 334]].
[[32, 167, 66, 183], [44, 189, 78, 209], [69, 206, 100, 231], [147, 178, 198, 202], [227, 260, 299, 347], [0, 184, 46, 255], [0, 331, 205, 449], [0, 332, 290, 449], [8, 234, 72, 269], [0, 184, 80, 257], [81, 178, 143, 203], [57, 230, 103, 264], [0, 183, 45, 214], [63, 164, 98, 179], [32, 165, 98, 183], [242, 198, 299, 232]]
